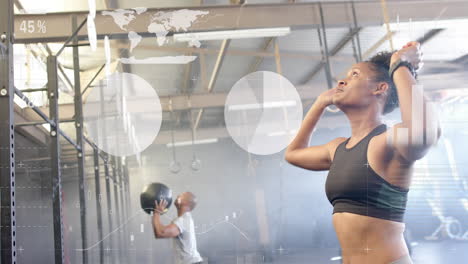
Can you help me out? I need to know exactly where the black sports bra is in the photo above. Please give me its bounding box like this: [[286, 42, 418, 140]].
[[325, 124, 409, 222]]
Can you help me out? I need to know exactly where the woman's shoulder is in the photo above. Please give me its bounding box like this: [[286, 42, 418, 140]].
[[328, 137, 348, 148], [327, 137, 349, 160]]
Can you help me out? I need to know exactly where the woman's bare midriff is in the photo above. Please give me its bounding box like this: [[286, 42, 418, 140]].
[[333, 212, 409, 264]]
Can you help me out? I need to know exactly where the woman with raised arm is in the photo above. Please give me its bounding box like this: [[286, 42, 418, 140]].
[[285, 41, 440, 264]]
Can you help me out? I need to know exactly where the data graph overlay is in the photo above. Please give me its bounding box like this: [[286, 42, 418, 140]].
[[224, 71, 303, 155], [83, 72, 162, 157]]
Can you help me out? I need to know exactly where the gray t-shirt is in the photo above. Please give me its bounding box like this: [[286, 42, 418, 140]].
[[172, 212, 202, 264]]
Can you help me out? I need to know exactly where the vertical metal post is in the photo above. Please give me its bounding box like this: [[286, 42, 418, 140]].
[[122, 159, 132, 260], [111, 157, 122, 260], [93, 148, 104, 264], [117, 158, 125, 217], [350, 30, 360, 63], [351, 1, 363, 62], [71, 15, 88, 264], [99, 81, 114, 262], [117, 158, 127, 262], [117, 157, 127, 221], [47, 55, 64, 264], [103, 157, 113, 262], [317, 3, 333, 89], [0, 0, 17, 262], [123, 160, 131, 213], [111, 158, 120, 223]]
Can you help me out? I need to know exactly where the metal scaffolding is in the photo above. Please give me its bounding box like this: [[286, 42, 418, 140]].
[[71, 15, 89, 264], [2, 4, 127, 263], [47, 54, 65, 264], [93, 147, 104, 264], [0, 0, 17, 263]]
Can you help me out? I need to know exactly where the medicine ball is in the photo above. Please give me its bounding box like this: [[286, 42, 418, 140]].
[[140, 182, 173, 214]]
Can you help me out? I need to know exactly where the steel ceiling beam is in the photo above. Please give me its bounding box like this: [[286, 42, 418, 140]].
[[13, 1, 468, 44]]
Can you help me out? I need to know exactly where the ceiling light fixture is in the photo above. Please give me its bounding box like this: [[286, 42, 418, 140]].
[[166, 138, 219, 148], [386, 18, 468, 31], [173, 27, 291, 42]]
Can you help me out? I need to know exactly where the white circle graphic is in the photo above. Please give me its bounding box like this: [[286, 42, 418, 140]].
[[224, 71, 303, 155], [83, 72, 162, 157]]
